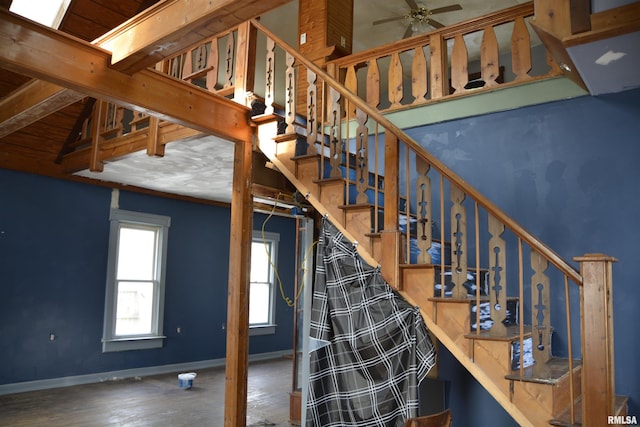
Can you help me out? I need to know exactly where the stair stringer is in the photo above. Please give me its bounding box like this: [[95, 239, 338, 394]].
[[256, 122, 541, 427]]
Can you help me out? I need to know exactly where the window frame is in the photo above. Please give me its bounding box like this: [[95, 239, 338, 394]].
[[249, 230, 279, 336], [102, 209, 170, 352]]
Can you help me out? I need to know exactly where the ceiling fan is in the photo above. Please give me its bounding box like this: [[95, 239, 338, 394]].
[[372, 0, 463, 38]]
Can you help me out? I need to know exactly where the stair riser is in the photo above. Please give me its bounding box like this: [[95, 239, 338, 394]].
[[275, 138, 297, 173], [472, 340, 514, 397], [294, 156, 320, 195], [344, 208, 375, 254]]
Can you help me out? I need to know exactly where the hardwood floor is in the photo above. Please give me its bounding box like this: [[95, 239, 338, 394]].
[[0, 357, 295, 427]]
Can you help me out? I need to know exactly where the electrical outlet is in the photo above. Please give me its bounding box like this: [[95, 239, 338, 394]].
[[300, 33, 307, 45], [49, 333, 56, 342], [340, 36, 346, 48], [176, 327, 182, 334]]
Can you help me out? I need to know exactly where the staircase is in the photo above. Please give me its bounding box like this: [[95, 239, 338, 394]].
[[58, 10, 626, 426], [247, 19, 626, 427]]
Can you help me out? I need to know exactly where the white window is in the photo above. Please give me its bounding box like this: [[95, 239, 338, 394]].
[[102, 209, 170, 352], [250, 231, 279, 335]]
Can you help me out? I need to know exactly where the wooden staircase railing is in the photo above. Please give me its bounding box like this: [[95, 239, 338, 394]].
[[56, 8, 623, 425], [246, 17, 623, 427]]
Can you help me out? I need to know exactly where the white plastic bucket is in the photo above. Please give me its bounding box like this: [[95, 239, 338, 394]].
[[177, 372, 197, 389]]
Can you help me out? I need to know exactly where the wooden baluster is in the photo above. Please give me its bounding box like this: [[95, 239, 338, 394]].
[[306, 69, 318, 154], [89, 101, 104, 172], [366, 59, 380, 109], [194, 43, 207, 74], [170, 54, 183, 79], [206, 38, 219, 91], [451, 34, 468, 94], [264, 37, 276, 116], [546, 50, 562, 75], [224, 32, 235, 88], [345, 64, 357, 118], [488, 214, 507, 335], [285, 53, 296, 134], [388, 52, 403, 109], [481, 26, 500, 87], [415, 157, 432, 264], [531, 250, 551, 376], [354, 108, 369, 204], [104, 102, 116, 131], [511, 17, 532, 81], [430, 34, 448, 99], [450, 184, 467, 299], [328, 86, 343, 178], [183, 48, 193, 81], [412, 46, 428, 104], [115, 106, 124, 137]]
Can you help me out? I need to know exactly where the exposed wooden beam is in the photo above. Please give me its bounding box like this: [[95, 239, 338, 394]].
[[1, 0, 291, 136], [96, 0, 292, 74], [0, 79, 84, 138], [0, 9, 252, 144]]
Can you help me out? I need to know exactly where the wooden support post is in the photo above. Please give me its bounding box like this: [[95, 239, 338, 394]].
[[146, 116, 164, 157], [380, 132, 401, 288], [574, 253, 617, 427], [224, 136, 254, 427], [429, 34, 449, 99], [234, 21, 258, 106]]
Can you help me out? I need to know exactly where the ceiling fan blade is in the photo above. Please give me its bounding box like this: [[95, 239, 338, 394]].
[[405, 0, 419, 10], [430, 4, 463, 14], [429, 19, 445, 29], [403, 25, 414, 39], [373, 15, 406, 25]]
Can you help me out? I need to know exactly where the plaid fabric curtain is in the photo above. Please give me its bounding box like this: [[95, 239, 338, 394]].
[[306, 219, 436, 426]]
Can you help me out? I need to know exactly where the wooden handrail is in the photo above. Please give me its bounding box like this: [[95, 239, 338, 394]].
[[250, 18, 582, 286], [329, 2, 536, 69]]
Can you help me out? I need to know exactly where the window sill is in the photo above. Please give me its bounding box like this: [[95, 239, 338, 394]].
[[102, 335, 166, 352], [249, 325, 276, 336]]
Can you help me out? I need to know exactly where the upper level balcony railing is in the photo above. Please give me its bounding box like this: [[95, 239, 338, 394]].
[[326, 2, 562, 114]]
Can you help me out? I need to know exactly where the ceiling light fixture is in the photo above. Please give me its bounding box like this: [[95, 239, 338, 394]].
[[405, 7, 433, 33]]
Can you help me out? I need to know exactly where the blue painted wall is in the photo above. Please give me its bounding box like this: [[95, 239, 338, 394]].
[[406, 87, 640, 426], [0, 171, 297, 384]]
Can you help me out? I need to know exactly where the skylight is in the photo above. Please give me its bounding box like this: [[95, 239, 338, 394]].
[[9, 0, 71, 29]]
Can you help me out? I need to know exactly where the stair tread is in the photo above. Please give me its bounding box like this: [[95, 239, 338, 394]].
[[252, 112, 281, 124], [428, 295, 520, 303], [505, 357, 581, 385], [465, 324, 532, 341], [549, 395, 628, 426], [292, 153, 321, 161]]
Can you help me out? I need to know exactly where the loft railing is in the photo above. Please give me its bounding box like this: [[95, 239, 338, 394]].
[[326, 2, 562, 113]]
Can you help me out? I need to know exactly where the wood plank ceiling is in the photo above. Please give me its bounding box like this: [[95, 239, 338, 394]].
[[0, 0, 162, 177]]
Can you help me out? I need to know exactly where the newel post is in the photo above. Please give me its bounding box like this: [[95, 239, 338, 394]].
[[574, 253, 617, 427], [379, 133, 401, 289]]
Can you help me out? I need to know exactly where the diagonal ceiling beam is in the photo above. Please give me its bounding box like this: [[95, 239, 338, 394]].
[[0, 79, 84, 138], [0, 9, 252, 142], [0, 0, 291, 136], [97, 0, 292, 74]]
